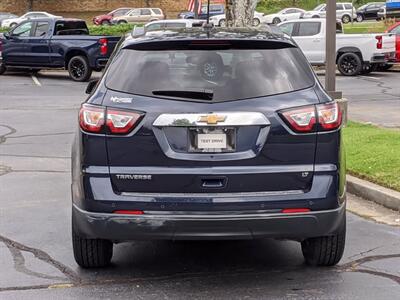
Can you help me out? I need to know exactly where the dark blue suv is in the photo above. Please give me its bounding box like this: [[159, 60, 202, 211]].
[[71, 26, 347, 268]]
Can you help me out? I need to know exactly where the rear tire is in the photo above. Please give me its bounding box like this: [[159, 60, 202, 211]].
[[360, 63, 377, 74], [272, 17, 281, 24], [219, 19, 226, 27], [301, 216, 346, 266], [72, 229, 113, 268], [377, 64, 393, 71], [68, 55, 92, 82], [337, 52, 362, 76], [342, 15, 351, 24], [0, 63, 6, 75], [118, 20, 127, 25], [252, 18, 261, 26]]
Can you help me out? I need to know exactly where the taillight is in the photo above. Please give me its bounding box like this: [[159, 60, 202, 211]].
[[99, 38, 108, 55], [281, 106, 317, 132], [280, 101, 342, 133], [106, 109, 143, 134], [317, 102, 342, 131], [79, 104, 105, 133], [79, 104, 143, 134], [376, 35, 382, 49]]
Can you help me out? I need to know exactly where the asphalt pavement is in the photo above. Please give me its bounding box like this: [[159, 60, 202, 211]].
[[0, 71, 399, 299], [317, 69, 400, 128]]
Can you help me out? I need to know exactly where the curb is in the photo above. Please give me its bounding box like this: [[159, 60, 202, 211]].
[[347, 175, 400, 211]]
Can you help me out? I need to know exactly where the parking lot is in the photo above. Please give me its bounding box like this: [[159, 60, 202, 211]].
[[0, 70, 399, 299]]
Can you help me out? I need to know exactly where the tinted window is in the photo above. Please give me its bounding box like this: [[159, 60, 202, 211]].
[[114, 9, 130, 17], [336, 4, 344, 10], [54, 21, 88, 35], [152, 8, 162, 15], [12, 22, 33, 37], [106, 48, 314, 101], [141, 9, 151, 15], [279, 22, 295, 35], [34, 21, 49, 37], [165, 22, 186, 28], [32, 13, 46, 18], [296, 22, 321, 36], [146, 23, 163, 31], [130, 9, 140, 16], [344, 4, 353, 9]]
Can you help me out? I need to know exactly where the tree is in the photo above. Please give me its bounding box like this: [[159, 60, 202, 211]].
[[28, 0, 33, 11], [225, 0, 259, 27]]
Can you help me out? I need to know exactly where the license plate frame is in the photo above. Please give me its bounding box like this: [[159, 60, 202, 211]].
[[188, 127, 236, 153]]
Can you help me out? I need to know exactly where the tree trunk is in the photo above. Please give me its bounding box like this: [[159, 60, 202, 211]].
[[225, 0, 259, 27], [28, 0, 33, 11]]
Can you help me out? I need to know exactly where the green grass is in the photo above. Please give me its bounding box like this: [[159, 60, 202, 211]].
[[343, 121, 400, 191], [343, 21, 387, 34]]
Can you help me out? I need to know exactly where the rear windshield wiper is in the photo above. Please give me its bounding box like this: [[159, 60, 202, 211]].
[[152, 89, 214, 101]]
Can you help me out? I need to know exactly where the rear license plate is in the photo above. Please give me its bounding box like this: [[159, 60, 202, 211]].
[[197, 133, 227, 149], [188, 128, 236, 153]]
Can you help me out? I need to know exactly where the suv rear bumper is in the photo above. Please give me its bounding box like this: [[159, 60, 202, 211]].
[[72, 203, 346, 241]]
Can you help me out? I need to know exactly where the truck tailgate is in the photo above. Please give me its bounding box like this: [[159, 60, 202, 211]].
[[381, 34, 396, 53]]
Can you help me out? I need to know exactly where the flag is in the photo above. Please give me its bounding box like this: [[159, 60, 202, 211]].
[[188, 0, 203, 14]]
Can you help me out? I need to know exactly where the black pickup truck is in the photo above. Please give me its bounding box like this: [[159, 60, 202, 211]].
[[0, 18, 120, 81]]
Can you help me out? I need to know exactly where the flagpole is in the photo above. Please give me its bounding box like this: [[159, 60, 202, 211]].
[[206, 0, 210, 24]]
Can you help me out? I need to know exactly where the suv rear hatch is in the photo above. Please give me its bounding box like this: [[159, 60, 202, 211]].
[[102, 39, 319, 198]]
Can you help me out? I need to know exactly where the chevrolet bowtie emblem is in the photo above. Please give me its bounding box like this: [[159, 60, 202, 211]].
[[198, 114, 227, 125]]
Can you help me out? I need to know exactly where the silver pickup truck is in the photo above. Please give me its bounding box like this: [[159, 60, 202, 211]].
[[278, 19, 396, 76]]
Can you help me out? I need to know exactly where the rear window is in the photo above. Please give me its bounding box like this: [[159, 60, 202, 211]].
[[296, 22, 321, 36], [54, 21, 89, 35], [106, 47, 315, 101]]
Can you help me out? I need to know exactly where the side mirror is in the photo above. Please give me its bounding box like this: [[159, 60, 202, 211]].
[[85, 79, 98, 94], [3, 32, 10, 39]]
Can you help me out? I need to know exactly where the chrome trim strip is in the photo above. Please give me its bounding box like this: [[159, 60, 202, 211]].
[[153, 112, 270, 127], [109, 165, 315, 174], [83, 164, 336, 174], [314, 164, 337, 172], [83, 166, 109, 174], [120, 190, 304, 198]]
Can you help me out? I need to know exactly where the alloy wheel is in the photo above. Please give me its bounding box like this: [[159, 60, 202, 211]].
[[70, 59, 85, 80], [340, 55, 358, 74]]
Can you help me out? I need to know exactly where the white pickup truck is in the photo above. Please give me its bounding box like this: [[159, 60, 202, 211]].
[[277, 19, 396, 76]]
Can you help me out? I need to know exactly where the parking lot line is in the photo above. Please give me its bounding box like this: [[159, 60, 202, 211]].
[[31, 75, 42, 87]]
